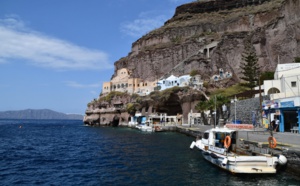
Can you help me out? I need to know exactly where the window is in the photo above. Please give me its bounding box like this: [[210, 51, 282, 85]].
[[291, 81, 297, 87], [203, 132, 209, 139]]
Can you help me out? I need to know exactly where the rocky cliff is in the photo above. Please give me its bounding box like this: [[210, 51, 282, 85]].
[[113, 0, 300, 82]]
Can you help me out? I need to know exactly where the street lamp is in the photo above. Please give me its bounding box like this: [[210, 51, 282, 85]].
[[231, 96, 238, 123], [264, 105, 273, 136]]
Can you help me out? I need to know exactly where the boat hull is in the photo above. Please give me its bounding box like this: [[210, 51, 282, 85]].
[[136, 125, 153, 132], [193, 140, 278, 174], [200, 151, 277, 174]]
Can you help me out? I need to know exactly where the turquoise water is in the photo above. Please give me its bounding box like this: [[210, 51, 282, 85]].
[[0, 120, 298, 185]]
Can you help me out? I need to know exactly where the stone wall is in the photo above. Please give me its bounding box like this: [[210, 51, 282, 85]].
[[229, 97, 262, 124]]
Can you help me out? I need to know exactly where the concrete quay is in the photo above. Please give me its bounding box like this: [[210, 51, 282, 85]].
[[176, 125, 300, 177]]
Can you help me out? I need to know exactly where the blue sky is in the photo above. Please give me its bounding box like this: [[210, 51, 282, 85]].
[[0, 0, 193, 114]]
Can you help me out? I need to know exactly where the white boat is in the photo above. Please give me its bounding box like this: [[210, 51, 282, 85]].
[[190, 127, 287, 174], [136, 124, 154, 132]]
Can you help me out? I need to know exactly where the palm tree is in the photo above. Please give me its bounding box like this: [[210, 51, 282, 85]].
[[195, 100, 210, 125], [195, 94, 230, 126]]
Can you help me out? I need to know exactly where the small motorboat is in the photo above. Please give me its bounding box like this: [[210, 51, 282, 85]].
[[190, 127, 287, 174], [136, 124, 153, 132]]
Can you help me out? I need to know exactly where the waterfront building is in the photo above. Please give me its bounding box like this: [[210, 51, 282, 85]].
[[102, 68, 157, 96], [102, 68, 200, 95], [262, 63, 300, 133]]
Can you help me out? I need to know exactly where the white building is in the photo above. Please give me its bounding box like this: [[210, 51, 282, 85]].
[[262, 63, 300, 133], [211, 68, 232, 82], [157, 75, 191, 91]]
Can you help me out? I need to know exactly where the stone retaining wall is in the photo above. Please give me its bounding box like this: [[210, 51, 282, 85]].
[[228, 97, 263, 125]]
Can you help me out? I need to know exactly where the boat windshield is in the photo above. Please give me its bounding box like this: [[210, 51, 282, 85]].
[[203, 132, 209, 139]]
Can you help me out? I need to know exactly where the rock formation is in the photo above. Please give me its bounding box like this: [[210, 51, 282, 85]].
[[114, 0, 300, 82]]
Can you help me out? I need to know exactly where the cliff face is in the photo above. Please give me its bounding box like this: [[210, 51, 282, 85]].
[[113, 0, 300, 82]]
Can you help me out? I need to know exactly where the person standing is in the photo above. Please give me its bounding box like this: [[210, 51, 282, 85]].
[[274, 117, 279, 132], [270, 119, 275, 131], [252, 111, 256, 127]]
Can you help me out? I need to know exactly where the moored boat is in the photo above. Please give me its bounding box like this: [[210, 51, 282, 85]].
[[136, 124, 154, 132], [190, 127, 287, 174]]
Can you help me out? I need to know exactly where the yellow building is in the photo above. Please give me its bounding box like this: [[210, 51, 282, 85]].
[[102, 68, 157, 95]]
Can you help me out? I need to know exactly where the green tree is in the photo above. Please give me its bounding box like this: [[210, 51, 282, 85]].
[[195, 100, 210, 125], [240, 49, 261, 90], [126, 103, 136, 116], [195, 95, 229, 126], [190, 69, 199, 77]]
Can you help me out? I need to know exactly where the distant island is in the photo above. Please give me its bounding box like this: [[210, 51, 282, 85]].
[[0, 109, 83, 120]]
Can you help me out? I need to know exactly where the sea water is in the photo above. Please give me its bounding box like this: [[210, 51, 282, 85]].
[[0, 120, 298, 185]]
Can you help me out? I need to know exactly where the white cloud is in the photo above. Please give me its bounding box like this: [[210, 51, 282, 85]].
[[64, 81, 101, 88], [0, 16, 113, 71], [120, 11, 169, 38]]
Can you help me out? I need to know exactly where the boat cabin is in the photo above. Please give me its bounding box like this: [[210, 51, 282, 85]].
[[202, 128, 237, 154]]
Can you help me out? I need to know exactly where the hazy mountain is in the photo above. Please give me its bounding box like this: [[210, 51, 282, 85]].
[[0, 109, 83, 120]]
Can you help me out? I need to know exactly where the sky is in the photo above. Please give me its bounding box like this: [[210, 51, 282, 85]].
[[0, 0, 193, 114]]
